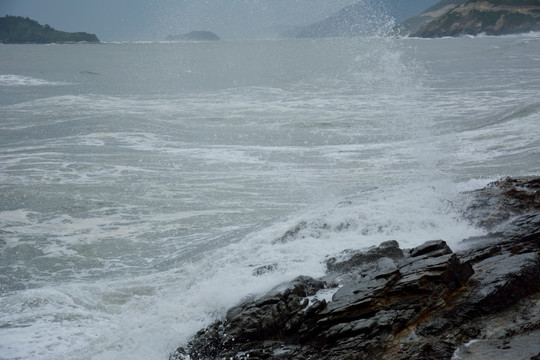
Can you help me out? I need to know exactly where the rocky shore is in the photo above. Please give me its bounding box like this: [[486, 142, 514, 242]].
[[170, 176, 540, 360]]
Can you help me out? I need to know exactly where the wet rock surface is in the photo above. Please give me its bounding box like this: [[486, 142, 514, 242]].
[[170, 177, 540, 360], [460, 176, 540, 230]]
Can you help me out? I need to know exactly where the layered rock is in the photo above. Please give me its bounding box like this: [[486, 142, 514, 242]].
[[460, 176, 540, 230], [170, 177, 540, 360]]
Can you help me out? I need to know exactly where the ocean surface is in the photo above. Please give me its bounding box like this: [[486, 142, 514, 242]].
[[1, 33, 539, 359]]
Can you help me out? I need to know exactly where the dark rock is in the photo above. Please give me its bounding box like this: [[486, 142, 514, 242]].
[[502, 211, 540, 239], [326, 239, 404, 274], [252, 264, 279, 276], [170, 176, 540, 360], [175, 276, 328, 359], [460, 176, 540, 230], [274, 219, 355, 245], [409, 239, 452, 258], [401, 340, 456, 360], [274, 221, 308, 244]]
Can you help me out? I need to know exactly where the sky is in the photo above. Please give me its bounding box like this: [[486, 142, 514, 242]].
[[0, 0, 439, 41]]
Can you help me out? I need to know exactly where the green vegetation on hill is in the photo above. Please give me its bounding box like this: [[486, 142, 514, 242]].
[[0, 15, 99, 44], [397, 0, 467, 34]]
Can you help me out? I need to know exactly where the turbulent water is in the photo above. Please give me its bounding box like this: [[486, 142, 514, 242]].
[[1, 33, 539, 359]]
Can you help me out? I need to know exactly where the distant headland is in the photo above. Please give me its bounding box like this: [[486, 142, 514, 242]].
[[0, 15, 99, 44], [403, 0, 540, 38], [166, 31, 221, 41]]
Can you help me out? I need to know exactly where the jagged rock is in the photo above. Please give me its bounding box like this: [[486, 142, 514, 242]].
[[176, 276, 327, 359], [409, 239, 452, 258], [252, 263, 279, 276], [326, 240, 404, 274], [274, 221, 308, 244], [170, 177, 540, 360], [172, 240, 475, 360], [460, 176, 540, 230]]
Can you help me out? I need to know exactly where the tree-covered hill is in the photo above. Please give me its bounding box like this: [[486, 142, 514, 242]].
[[0, 15, 99, 44]]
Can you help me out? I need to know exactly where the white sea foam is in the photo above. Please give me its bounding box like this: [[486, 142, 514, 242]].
[[2, 181, 480, 359], [0, 74, 69, 87]]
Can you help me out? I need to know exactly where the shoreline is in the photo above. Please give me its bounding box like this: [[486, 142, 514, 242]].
[[170, 176, 540, 360]]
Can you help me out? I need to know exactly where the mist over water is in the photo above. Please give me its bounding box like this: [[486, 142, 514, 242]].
[[1, 20, 540, 360]]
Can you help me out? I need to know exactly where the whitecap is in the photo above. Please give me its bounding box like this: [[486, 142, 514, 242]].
[[0, 74, 70, 87]]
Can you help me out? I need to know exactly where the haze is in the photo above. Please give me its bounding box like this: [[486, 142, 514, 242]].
[[1, 0, 438, 41]]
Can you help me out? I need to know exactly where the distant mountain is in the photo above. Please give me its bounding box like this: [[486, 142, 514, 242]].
[[285, 1, 439, 38], [166, 31, 220, 41], [285, 2, 391, 38], [397, 0, 467, 35], [0, 15, 99, 44], [410, 0, 540, 37]]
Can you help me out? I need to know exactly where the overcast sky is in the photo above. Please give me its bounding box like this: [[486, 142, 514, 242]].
[[1, 0, 438, 41]]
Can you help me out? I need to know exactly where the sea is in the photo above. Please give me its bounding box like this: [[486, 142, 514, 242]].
[[1, 32, 539, 360]]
